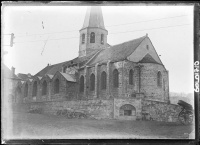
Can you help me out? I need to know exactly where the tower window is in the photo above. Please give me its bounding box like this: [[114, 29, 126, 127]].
[[113, 69, 119, 88], [90, 32, 95, 43], [101, 71, 107, 90], [90, 74, 95, 91], [157, 71, 162, 87], [79, 75, 84, 92], [54, 78, 59, 94], [82, 34, 85, 44], [101, 34, 104, 44]]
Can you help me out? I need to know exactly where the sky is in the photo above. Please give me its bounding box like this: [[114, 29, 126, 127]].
[[2, 5, 194, 94]]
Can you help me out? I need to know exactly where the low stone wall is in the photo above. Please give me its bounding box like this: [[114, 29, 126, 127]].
[[14, 98, 182, 122], [28, 99, 114, 119], [142, 100, 182, 122]]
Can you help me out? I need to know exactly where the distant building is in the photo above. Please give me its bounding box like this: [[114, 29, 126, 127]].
[[1, 64, 21, 103], [14, 6, 172, 120]]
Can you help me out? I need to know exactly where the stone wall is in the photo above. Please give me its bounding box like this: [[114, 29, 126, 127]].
[[139, 63, 169, 102], [142, 100, 182, 122], [28, 99, 114, 119], [123, 61, 138, 97], [18, 60, 169, 104]]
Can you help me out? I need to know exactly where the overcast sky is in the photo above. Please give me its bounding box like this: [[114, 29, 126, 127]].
[[2, 5, 194, 94]]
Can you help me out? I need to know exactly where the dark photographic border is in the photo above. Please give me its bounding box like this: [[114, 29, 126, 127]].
[[2, 1, 199, 145]]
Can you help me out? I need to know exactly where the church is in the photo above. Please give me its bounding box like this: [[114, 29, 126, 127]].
[[13, 6, 174, 121]]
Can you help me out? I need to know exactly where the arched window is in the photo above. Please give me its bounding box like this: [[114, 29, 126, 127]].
[[101, 34, 104, 44], [16, 86, 22, 102], [82, 33, 85, 44], [163, 79, 165, 91], [113, 69, 119, 88], [146, 45, 149, 50], [90, 32, 95, 43], [157, 71, 162, 87], [54, 79, 59, 94], [129, 69, 133, 85], [119, 104, 136, 116], [32, 81, 37, 97], [24, 83, 28, 97], [101, 71, 107, 90], [16, 86, 22, 95], [79, 76, 84, 92], [42, 81, 47, 95], [90, 74, 95, 91]]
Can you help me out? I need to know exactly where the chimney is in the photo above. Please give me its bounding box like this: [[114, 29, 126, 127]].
[[11, 66, 15, 76], [27, 73, 32, 78]]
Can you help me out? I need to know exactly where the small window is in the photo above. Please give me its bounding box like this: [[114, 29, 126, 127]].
[[101, 71, 107, 90], [90, 32, 95, 43], [42, 81, 47, 95], [146, 45, 149, 50], [101, 34, 104, 44], [157, 71, 162, 87], [163, 79, 165, 91], [82, 34, 85, 44], [54, 79, 59, 94], [129, 69, 133, 85], [79, 76, 84, 92], [24, 83, 28, 98], [113, 69, 119, 88], [90, 74, 95, 91]]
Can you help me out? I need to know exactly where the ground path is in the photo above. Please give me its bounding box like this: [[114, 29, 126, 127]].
[[9, 112, 194, 139]]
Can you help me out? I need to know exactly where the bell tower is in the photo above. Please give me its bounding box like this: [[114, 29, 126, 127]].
[[79, 6, 108, 57]]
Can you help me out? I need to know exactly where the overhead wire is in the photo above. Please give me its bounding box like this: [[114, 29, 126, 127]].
[[3, 14, 191, 38], [13, 23, 191, 44]]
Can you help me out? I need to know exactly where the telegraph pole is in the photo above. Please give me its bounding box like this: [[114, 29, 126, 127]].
[[10, 33, 15, 47]]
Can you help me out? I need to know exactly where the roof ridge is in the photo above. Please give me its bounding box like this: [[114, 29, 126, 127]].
[[111, 35, 146, 48], [52, 57, 78, 66]]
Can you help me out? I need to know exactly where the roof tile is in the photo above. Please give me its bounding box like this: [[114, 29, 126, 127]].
[[60, 72, 76, 82], [87, 36, 146, 66]]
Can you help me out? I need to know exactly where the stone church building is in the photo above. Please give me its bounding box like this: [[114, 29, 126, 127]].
[[13, 6, 180, 121]]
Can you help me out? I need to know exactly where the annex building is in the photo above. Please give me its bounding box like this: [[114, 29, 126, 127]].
[[12, 6, 182, 121]]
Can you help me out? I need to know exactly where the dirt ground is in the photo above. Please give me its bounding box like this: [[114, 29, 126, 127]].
[[7, 112, 195, 139]]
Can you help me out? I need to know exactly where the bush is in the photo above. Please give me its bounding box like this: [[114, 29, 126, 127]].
[[56, 109, 88, 119], [28, 108, 43, 114]]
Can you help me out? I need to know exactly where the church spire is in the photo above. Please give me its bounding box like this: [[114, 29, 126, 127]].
[[81, 6, 106, 30], [79, 6, 108, 58]]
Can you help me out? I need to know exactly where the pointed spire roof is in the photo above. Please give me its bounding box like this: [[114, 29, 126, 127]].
[[81, 6, 106, 30]]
